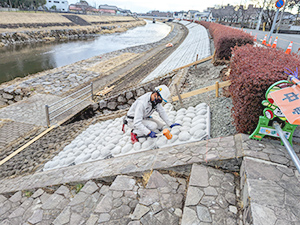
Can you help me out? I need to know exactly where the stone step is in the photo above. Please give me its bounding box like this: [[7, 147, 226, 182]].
[[0, 184, 77, 224], [181, 163, 240, 225], [240, 157, 300, 225], [85, 170, 187, 224]]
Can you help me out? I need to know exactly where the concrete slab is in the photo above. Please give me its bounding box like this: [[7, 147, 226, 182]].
[[241, 157, 300, 225]]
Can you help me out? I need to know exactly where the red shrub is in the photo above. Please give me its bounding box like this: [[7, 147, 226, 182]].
[[197, 21, 253, 60], [229, 44, 300, 133]]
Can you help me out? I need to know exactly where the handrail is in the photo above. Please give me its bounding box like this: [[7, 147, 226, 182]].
[[45, 82, 93, 127]]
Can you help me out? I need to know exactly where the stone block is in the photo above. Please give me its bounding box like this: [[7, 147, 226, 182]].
[[107, 101, 117, 110], [117, 95, 127, 103], [99, 100, 107, 109], [136, 88, 145, 97], [3, 93, 14, 100], [125, 91, 134, 100]]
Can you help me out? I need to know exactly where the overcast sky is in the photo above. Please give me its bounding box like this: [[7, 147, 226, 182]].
[[68, 0, 254, 13]]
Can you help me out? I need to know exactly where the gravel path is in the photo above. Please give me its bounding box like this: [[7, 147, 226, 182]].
[[174, 60, 237, 138]]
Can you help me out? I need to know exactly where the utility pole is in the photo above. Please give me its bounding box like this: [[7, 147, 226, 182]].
[[276, 0, 289, 33], [256, 0, 267, 30]]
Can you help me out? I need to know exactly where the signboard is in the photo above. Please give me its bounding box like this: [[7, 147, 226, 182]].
[[275, 0, 285, 9], [270, 85, 300, 125], [259, 127, 291, 139]]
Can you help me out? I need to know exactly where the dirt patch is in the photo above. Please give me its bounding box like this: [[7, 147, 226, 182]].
[[86, 53, 139, 74]]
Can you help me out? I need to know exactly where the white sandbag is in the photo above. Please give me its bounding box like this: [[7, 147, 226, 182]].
[[190, 124, 207, 135], [91, 150, 101, 159], [180, 126, 190, 132], [194, 130, 207, 139], [197, 109, 207, 115], [186, 113, 196, 118], [195, 103, 207, 109], [111, 146, 122, 155], [122, 144, 133, 154], [182, 117, 192, 123], [142, 139, 155, 149], [179, 131, 191, 141], [156, 136, 167, 146], [171, 127, 181, 135], [133, 142, 141, 151], [168, 134, 178, 144], [105, 143, 115, 150]]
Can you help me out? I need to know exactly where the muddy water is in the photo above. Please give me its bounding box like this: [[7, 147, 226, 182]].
[[0, 20, 171, 84]]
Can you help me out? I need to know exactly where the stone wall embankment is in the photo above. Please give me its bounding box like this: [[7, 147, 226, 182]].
[[92, 75, 173, 116], [0, 20, 145, 46]]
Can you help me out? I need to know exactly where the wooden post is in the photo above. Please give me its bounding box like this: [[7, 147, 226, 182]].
[[195, 54, 198, 69], [175, 83, 183, 107], [215, 81, 219, 97]]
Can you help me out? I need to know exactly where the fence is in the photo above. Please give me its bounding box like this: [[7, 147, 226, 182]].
[[45, 82, 93, 127]]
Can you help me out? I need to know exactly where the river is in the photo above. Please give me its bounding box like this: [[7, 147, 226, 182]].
[[0, 20, 171, 84]]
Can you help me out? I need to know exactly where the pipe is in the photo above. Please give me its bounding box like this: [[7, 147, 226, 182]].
[[273, 121, 300, 173]]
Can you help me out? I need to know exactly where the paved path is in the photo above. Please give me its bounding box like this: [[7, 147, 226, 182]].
[[141, 21, 211, 83]]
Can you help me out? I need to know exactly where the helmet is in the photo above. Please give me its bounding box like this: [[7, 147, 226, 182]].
[[155, 85, 170, 102]]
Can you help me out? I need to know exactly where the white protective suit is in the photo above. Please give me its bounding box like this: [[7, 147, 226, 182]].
[[126, 92, 172, 136]]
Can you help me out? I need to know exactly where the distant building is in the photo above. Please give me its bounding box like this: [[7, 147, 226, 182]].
[[173, 11, 187, 19], [45, 0, 68, 11], [69, 1, 96, 12], [146, 10, 172, 17], [98, 4, 118, 14], [187, 10, 199, 20], [194, 11, 213, 22]]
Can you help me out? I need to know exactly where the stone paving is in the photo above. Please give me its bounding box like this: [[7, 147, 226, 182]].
[[0, 93, 92, 127], [241, 157, 300, 225], [182, 164, 238, 225], [141, 21, 210, 83], [0, 120, 36, 151]]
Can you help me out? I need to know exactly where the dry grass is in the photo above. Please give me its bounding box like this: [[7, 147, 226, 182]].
[[87, 53, 139, 74], [142, 170, 153, 187], [79, 15, 136, 23], [0, 12, 71, 24]]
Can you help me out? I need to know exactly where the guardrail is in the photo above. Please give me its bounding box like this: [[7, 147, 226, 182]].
[[45, 82, 93, 127]]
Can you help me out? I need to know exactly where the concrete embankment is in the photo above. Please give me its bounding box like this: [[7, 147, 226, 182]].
[[0, 12, 145, 46]]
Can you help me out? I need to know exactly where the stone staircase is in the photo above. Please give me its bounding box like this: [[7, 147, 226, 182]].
[[0, 164, 240, 224], [62, 15, 91, 26]]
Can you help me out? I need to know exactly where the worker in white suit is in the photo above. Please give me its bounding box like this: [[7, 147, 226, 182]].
[[122, 85, 180, 144]]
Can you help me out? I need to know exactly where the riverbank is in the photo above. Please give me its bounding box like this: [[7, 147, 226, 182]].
[[0, 12, 145, 46]]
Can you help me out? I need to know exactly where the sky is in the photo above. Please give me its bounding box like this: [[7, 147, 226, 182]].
[[68, 0, 252, 13]]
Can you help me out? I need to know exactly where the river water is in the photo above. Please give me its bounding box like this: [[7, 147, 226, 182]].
[[0, 20, 171, 84]]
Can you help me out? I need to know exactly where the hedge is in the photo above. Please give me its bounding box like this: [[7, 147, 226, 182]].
[[229, 44, 300, 134], [197, 21, 253, 60]]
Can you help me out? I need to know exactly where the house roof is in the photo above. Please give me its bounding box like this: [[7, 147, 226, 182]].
[[99, 4, 118, 10]]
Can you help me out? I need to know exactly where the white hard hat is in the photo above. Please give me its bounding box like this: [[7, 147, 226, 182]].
[[155, 85, 170, 102]]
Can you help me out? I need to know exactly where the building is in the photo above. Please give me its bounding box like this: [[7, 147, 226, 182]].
[[98, 4, 118, 15], [69, 1, 95, 12], [45, 0, 68, 11], [173, 11, 187, 19], [194, 11, 213, 22], [187, 10, 199, 20]]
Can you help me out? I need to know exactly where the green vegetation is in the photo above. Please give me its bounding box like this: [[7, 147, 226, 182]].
[[0, 0, 46, 10]]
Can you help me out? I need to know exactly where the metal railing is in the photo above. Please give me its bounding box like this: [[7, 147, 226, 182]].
[[45, 82, 93, 127]]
